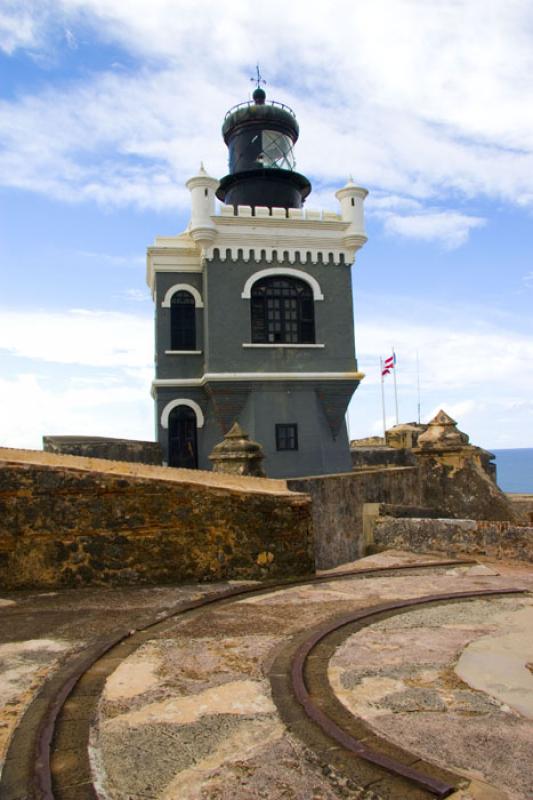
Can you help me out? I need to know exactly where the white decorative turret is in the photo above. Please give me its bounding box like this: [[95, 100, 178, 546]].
[[335, 178, 368, 251], [185, 163, 219, 250]]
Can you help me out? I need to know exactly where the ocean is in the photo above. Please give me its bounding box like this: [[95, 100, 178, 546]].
[[491, 448, 533, 494]]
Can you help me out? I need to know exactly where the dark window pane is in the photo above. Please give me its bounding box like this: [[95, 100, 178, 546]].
[[171, 291, 196, 350], [250, 276, 315, 344], [276, 423, 299, 451]]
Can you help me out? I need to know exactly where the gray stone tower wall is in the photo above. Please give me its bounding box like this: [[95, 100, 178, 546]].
[[153, 253, 361, 477]]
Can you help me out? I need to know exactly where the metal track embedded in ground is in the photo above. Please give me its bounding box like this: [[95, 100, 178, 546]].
[[287, 587, 526, 799], [2, 558, 507, 800]]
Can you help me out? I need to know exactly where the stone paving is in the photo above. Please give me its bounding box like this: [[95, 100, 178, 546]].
[[0, 582, 237, 769], [329, 596, 533, 800], [1, 551, 532, 799]]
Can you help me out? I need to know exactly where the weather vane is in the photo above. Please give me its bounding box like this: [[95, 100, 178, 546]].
[[250, 65, 266, 89]]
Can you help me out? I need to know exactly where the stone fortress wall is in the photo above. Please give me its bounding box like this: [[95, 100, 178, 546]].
[[288, 467, 421, 569], [1, 411, 531, 589], [369, 515, 533, 562], [43, 436, 162, 465], [0, 448, 313, 590]]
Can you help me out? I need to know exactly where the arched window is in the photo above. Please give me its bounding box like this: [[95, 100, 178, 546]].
[[171, 291, 196, 350], [251, 276, 315, 344]]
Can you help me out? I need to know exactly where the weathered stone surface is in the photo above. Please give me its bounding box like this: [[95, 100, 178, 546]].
[[209, 422, 266, 477], [508, 494, 533, 525], [373, 517, 533, 562], [350, 435, 385, 447], [288, 467, 421, 569], [417, 410, 469, 450], [0, 450, 313, 589], [350, 446, 416, 470], [43, 436, 163, 465], [386, 422, 428, 450], [418, 454, 520, 522]]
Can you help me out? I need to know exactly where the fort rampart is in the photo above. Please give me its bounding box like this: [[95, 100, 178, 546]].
[[371, 516, 533, 562], [288, 467, 421, 569], [0, 449, 313, 590]]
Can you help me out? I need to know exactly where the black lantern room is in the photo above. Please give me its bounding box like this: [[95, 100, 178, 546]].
[[216, 87, 311, 210]]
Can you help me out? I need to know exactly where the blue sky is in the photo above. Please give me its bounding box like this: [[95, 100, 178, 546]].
[[0, 0, 532, 451]]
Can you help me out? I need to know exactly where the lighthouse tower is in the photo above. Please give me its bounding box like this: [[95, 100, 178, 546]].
[[147, 84, 367, 477]]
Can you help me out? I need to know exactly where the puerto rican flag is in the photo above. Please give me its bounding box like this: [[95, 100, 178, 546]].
[[381, 353, 396, 376]]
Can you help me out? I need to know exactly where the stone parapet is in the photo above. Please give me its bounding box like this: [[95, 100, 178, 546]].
[[371, 516, 533, 562], [288, 467, 421, 569], [508, 494, 533, 525], [0, 449, 313, 589], [43, 436, 163, 465]]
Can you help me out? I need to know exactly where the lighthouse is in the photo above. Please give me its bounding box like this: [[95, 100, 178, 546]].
[[147, 81, 367, 477]]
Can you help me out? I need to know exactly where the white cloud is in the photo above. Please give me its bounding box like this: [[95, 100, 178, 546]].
[[77, 250, 145, 268], [120, 288, 151, 302], [356, 314, 533, 391], [366, 195, 423, 213], [0, 308, 152, 368], [347, 303, 533, 447], [0, 1, 533, 214], [0, 3, 42, 54], [524, 272, 533, 288], [0, 306, 155, 449], [383, 211, 486, 249], [0, 372, 153, 449], [64, 27, 77, 49]]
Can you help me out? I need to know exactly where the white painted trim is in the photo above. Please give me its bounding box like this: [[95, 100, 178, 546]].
[[160, 398, 205, 429], [161, 284, 204, 308], [207, 371, 363, 380], [165, 350, 203, 355], [153, 371, 364, 390], [241, 268, 324, 300], [242, 343, 325, 349]]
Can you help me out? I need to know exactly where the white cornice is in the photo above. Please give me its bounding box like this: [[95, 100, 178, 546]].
[[242, 343, 325, 349], [146, 199, 368, 289], [146, 239, 203, 290], [153, 371, 364, 389], [205, 212, 366, 266]]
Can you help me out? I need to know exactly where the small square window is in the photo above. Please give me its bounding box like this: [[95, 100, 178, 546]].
[[276, 423, 298, 451]]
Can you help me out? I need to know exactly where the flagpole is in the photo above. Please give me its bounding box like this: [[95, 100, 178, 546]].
[[392, 347, 399, 425], [380, 358, 387, 437], [416, 350, 421, 424]]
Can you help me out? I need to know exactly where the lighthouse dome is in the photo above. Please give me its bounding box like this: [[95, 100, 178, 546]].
[[217, 88, 311, 210]]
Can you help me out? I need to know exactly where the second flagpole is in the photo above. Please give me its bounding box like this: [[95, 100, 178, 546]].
[[380, 357, 387, 437], [392, 347, 399, 425]]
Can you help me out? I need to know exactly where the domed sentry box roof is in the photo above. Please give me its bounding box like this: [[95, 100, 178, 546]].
[[217, 88, 311, 211]]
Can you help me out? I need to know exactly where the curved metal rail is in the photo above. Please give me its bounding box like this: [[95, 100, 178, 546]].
[[290, 587, 526, 799], [1, 558, 483, 799]]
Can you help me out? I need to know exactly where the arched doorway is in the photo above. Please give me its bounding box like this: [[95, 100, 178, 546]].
[[168, 405, 198, 468]]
